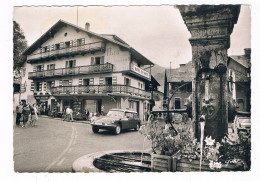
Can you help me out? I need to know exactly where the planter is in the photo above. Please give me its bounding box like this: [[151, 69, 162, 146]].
[[151, 154, 172, 172], [172, 158, 240, 172]]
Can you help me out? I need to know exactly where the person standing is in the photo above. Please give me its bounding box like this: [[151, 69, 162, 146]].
[[16, 102, 23, 126], [22, 104, 31, 128], [30, 104, 38, 126]]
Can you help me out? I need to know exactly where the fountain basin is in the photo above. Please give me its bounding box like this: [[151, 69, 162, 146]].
[[72, 150, 151, 173]]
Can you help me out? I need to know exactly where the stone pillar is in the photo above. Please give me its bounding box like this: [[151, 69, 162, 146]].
[[178, 5, 240, 141]]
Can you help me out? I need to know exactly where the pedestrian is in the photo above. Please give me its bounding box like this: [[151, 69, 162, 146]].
[[86, 109, 89, 120], [15, 101, 24, 126], [30, 104, 38, 126], [64, 107, 74, 121], [22, 103, 31, 128]]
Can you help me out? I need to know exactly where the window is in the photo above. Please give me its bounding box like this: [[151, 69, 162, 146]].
[[174, 98, 181, 109], [47, 64, 55, 70], [77, 39, 82, 46], [35, 82, 41, 91], [125, 112, 133, 118], [91, 56, 104, 65], [83, 79, 90, 86], [66, 60, 76, 68], [63, 80, 69, 86], [36, 65, 43, 72], [105, 77, 112, 85], [42, 46, 47, 52], [65, 41, 70, 48], [125, 78, 131, 86], [47, 81, 52, 90], [55, 43, 60, 50]]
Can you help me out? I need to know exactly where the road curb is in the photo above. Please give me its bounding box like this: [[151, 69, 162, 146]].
[[40, 116, 91, 124]]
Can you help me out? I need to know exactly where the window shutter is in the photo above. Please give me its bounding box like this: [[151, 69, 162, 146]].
[[51, 81, 55, 87], [47, 46, 50, 52], [30, 82, 35, 91], [43, 81, 47, 91], [69, 80, 72, 86], [47, 65, 50, 70], [39, 82, 42, 91], [101, 56, 104, 64], [99, 77, 104, 85], [73, 60, 76, 67], [112, 77, 117, 85], [73, 39, 77, 47], [79, 79, 83, 85], [66, 61, 69, 68], [81, 38, 85, 45], [51, 64, 55, 70], [51, 44, 54, 51], [91, 57, 95, 65], [33, 66, 36, 72], [41, 65, 44, 71], [59, 80, 63, 86], [70, 40, 73, 47], [21, 84, 25, 93], [60, 42, 64, 49], [89, 78, 94, 85]]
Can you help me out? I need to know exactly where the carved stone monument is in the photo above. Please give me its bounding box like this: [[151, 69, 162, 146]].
[[178, 5, 240, 141]]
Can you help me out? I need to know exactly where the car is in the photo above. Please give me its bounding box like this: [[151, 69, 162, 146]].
[[233, 111, 251, 135], [91, 109, 141, 135]]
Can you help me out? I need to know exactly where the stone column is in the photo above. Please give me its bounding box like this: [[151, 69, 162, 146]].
[[178, 5, 240, 141]]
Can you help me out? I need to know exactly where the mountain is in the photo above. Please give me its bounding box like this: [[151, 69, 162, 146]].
[[151, 64, 167, 92]]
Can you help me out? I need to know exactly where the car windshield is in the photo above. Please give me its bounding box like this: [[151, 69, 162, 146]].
[[107, 110, 125, 118]]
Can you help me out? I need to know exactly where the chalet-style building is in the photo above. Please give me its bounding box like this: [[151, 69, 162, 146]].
[[18, 20, 158, 121], [164, 48, 251, 113]]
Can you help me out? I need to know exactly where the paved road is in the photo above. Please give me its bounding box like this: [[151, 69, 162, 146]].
[[13, 117, 151, 172]]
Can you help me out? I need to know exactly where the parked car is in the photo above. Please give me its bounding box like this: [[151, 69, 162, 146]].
[[91, 109, 141, 135], [233, 111, 251, 135]]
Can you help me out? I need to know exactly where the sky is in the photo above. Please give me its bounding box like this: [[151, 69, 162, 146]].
[[13, 5, 250, 68]]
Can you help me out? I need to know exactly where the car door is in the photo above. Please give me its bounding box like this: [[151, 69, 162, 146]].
[[120, 111, 129, 129]]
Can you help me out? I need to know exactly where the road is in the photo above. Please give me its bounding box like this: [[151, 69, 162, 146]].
[[13, 117, 151, 172]]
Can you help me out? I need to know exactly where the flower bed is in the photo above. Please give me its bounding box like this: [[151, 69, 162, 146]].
[[139, 114, 251, 172]]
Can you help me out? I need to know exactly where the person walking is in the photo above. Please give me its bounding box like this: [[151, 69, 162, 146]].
[[22, 104, 31, 128], [16, 102, 24, 126], [30, 104, 38, 126], [64, 107, 74, 122]]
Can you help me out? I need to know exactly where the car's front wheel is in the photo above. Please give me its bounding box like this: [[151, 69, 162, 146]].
[[92, 126, 99, 133], [114, 125, 121, 135], [134, 123, 140, 131]]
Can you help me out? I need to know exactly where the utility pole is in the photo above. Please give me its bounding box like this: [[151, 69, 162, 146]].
[[77, 7, 79, 26]]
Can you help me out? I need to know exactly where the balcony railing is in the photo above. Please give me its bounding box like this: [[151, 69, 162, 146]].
[[50, 84, 151, 99], [130, 64, 150, 80], [27, 41, 105, 62], [28, 63, 113, 79]]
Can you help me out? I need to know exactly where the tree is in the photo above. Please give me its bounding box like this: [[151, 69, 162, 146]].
[[13, 21, 27, 70]]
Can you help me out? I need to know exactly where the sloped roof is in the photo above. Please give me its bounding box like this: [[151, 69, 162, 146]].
[[166, 61, 193, 82], [23, 19, 153, 65], [229, 55, 251, 69]]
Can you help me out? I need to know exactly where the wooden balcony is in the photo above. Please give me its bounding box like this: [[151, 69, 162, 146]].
[[50, 84, 151, 99], [27, 41, 105, 62], [28, 63, 113, 79]]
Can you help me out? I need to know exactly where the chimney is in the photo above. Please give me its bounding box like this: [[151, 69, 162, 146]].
[[85, 22, 90, 31], [244, 48, 251, 59], [179, 64, 186, 72]]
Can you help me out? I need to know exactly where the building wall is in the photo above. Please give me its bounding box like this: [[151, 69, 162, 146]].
[[19, 24, 151, 120]]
